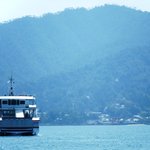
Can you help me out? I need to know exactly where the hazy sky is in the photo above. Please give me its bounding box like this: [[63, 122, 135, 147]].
[[0, 0, 150, 22]]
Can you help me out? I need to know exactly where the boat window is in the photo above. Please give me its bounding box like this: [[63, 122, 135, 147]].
[[3, 101, 7, 104], [3, 110, 15, 117], [12, 100, 16, 105], [17, 100, 19, 105], [8, 100, 20, 105], [20, 100, 25, 104], [8, 100, 11, 105]]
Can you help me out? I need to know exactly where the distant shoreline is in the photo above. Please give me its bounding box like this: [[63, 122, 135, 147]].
[[39, 123, 149, 126]]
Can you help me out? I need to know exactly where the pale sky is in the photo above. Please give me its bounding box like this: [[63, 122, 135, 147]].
[[0, 0, 150, 23]]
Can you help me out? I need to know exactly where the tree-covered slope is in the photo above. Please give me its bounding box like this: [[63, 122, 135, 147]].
[[33, 47, 150, 124], [0, 5, 150, 124]]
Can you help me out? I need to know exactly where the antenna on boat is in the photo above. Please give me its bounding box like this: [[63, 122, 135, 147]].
[[8, 75, 15, 96]]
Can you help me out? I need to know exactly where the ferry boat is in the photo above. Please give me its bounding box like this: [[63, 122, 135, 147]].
[[0, 76, 40, 135]]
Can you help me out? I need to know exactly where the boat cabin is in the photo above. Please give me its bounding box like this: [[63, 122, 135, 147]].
[[0, 96, 37, 119]]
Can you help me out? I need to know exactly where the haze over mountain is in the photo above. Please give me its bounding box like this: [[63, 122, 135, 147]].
[[0, 5, 150, 124]]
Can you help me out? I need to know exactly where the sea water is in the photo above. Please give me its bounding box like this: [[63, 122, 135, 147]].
[[0, 125, 150, 150]]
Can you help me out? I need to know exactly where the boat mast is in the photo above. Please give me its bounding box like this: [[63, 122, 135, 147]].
[[9, 75, 14, 96]]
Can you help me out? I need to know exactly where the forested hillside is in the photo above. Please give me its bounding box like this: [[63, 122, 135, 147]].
[[0, 5, 150, 124]]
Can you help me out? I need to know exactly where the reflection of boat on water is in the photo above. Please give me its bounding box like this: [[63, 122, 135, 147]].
[[0, 76, 40, 136]]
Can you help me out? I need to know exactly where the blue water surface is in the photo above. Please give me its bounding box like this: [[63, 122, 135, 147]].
[[0, 125, 150, 150]]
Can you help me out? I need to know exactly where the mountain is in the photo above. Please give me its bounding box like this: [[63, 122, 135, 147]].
[[0, 5, 150, 124]]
